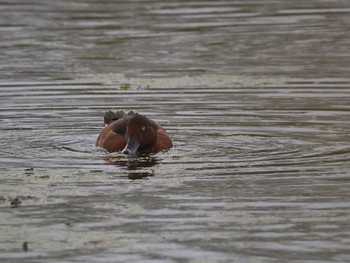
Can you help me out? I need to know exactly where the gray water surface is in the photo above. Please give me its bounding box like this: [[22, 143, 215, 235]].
[[1, 1, 350, 262]]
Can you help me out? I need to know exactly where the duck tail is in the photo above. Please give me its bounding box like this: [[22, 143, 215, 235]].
[[103, 110, 135, 125]]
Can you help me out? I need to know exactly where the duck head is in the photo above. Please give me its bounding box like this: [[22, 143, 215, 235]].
[[122, 114, 158, 155]]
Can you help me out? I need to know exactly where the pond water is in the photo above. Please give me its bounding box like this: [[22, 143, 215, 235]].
[[1, 0, 350, 262]]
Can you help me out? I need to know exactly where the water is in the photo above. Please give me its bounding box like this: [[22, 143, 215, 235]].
[[1, 0, 350, 262]]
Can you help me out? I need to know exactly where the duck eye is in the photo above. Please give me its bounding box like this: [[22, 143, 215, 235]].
[[141, 125, 146, 131]]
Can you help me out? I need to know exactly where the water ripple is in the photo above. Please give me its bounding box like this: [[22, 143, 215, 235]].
[[1, 1, 350, 262]]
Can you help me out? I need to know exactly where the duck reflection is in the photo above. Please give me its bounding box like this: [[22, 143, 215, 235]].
[[103, 153, 161, 179]]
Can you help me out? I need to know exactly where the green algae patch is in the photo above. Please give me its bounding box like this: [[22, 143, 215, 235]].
[[119, 83, 131, 90], [78, 73, 296, 89]]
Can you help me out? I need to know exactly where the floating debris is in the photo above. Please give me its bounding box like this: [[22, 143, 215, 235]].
[[37, 175, 50, 179], [10, 198, 21, 208], [5, 196, 39, 208], [22, 241, 28, 252], [25, 167, 34, 176]]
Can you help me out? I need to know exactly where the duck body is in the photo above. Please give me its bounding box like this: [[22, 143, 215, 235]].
[[96, 111, 173, 154]]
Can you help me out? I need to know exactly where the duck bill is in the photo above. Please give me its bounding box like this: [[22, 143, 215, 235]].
[[122, 134, 140, 155]]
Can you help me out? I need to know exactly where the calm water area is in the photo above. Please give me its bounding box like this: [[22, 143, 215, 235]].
[[1, 0, 350, 262]]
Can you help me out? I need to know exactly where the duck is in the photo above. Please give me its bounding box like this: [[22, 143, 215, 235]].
[[96, 110, 173, 154]]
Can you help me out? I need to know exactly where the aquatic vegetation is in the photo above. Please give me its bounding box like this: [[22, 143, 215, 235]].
[[119, 83, 131, 90]]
